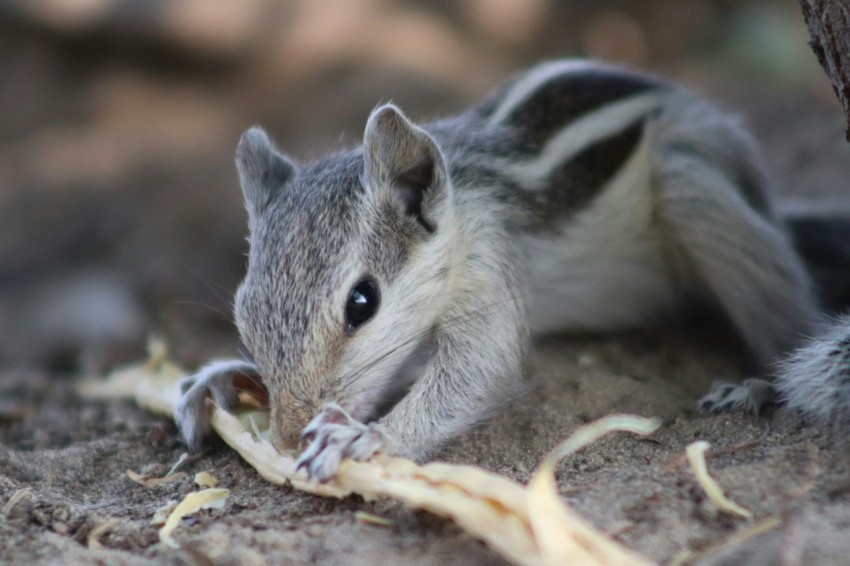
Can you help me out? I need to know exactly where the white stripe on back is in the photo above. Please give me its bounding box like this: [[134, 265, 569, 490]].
[[486, 60, 600, 128], [506, 92, 661, 188]]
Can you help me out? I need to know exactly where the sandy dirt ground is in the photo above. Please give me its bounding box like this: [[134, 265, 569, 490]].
[[2, 2, 850, 565], [3, 327, 850, 565]]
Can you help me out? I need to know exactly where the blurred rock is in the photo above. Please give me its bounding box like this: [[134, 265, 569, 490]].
[[0, 269, 145, 371]]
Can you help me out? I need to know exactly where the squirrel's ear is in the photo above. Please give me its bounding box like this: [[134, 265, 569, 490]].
[[363, 104, 450, 234], [236, 127, 296, 224]]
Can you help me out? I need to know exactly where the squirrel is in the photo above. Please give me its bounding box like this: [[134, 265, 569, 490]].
[[175, 60, 826, 482]]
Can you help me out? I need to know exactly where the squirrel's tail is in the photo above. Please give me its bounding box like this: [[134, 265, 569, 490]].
[[775, 205, 850, 422], [775, 314, 850, 422]]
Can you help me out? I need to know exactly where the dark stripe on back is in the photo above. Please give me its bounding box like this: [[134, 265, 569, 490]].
[[535, 117, 647, 229], [497, 69, 662, 151]]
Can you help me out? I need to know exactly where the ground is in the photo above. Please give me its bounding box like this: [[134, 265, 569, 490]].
[[3, 328, 850, 565], [1, 2, 850, 565]]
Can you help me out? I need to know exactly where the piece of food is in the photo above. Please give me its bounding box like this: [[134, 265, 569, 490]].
[[85, 349, 660, 565], [527, 415, 660, 566], [354, 511, 393, 526], [87, 517, 120, 549], [126, 469, 187, 488], [158, 488, 230, 548], [194, 471, 219, 488], [150, 500, 178, 526]]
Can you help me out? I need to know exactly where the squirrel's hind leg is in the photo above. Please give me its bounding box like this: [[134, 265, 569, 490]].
[[653, 149, 820, 370], [650, 130, 822, 416]]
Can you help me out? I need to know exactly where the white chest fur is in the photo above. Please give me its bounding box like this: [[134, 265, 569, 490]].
[[521, 130, 679, 335]]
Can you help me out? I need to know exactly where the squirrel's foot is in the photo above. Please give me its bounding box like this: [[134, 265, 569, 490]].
[[698, 378, 778, 415], [174, 360, 266, 452], [295, 402, 386, 482]]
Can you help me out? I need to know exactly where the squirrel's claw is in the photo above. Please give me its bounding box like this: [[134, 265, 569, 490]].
[[174, 360, 264, 452], [295, 403, 385, 482], [698, 378, 778, 415]]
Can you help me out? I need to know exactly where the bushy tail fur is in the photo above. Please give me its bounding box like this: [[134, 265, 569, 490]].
[[775, 315, 850, 422]]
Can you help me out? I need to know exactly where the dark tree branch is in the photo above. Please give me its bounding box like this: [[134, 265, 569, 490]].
[[799, 0, 850, 140]]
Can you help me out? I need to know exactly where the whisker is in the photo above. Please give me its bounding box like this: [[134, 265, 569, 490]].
[[192, 268, 240, 304], [336, 290, 531, 392], [173, 300, 233, 321]]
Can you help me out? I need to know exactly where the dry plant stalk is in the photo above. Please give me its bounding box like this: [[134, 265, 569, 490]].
[[79, 349, 659, 566], [1, 488, 33, 516], [126, 469, 187, 488], [686, 441, 752, 520], [158, 488, 230, 548], [194, 471, 219, 488]]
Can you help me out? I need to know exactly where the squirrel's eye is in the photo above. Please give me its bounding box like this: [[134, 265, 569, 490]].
[[345, 279, 380, 333]]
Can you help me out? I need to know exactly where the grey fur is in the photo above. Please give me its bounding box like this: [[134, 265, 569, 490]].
[[774, 315, 850, 423], [698, 378, 777, 415], [236, 128, 297, 230], [174, 59, 821, 480], [175, 359, 262, 451]]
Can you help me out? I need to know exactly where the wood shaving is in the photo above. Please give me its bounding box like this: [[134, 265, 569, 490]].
[[150, 500, 178, 525], [75, 337, 176, 400], [158, 488, 230, 548], [675, 515, 783, 564], [527, 415, 660, 566], [87, 517, 120, 549], [2, 488, 33, 516], [88, 350, 662, 565], [194, 471, 219, 488], [126, 469, 187, 488], [686, 440, 752, 520], [167, 453, 191, 476], [354, 511, 393, 526]]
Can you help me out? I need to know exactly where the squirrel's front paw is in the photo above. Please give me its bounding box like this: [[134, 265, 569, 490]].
[[295, 403, 386, 482], [174, 360, 265, 452]]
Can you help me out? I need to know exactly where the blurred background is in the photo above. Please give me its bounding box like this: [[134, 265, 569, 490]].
[[0, 0, 845, 377]]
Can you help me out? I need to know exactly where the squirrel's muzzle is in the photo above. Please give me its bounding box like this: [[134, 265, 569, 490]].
[[269, 395, 317, 451]]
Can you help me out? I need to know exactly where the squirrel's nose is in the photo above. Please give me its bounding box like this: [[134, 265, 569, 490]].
[[271, 427, 300, 453], [270, 399, 315, 451]]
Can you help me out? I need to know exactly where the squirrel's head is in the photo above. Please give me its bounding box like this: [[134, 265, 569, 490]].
[[233, 104, 458, 449]]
